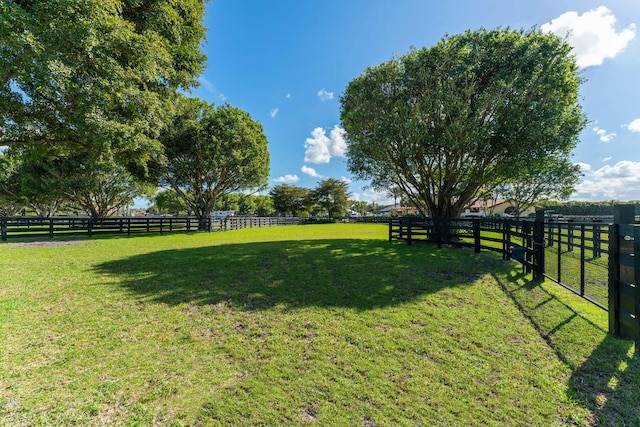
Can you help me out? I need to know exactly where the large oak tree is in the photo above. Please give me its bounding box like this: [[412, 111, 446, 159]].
[[0, 0, 207, 175], [269, 184, 313, 217], [341, 28, 587, 219], [159, 98, 270, 230]]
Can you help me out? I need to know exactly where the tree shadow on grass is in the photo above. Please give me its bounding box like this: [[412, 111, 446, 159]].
[[94, 239, 499, 311], [495, 270, 640, 425]]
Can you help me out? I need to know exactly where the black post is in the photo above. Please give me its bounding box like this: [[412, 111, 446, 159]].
[[533, 209, 545, 280], [473, 218, 481, 253], [634, 225, 640, 348], [407, 217, 413, 246], [608, 204, 636, 338], [1, 217, 7, 241], [580, 224, 586, 296], [49, 217, 54, 239]]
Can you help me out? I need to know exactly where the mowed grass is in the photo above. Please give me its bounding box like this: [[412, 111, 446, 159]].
[[1, 223, 638, 426]]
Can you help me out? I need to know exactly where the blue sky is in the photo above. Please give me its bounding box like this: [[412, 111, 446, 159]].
[[190, 0, 639, 204]]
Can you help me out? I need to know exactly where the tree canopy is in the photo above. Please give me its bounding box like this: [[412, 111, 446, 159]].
[[269, 184, 313, 216], [313, 178, 350, 219], [1, 146, 154, 218], [159, 98, 270, 230], [0, 0, 207, 174], [341, 28, 587, 218]]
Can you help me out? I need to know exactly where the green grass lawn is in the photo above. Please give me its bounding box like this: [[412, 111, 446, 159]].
[[1, 224, 638, 426]]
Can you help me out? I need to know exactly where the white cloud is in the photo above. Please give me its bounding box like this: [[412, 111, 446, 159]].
[[572, 160, 640, 200], [541, 6, 636, 68], [301, 165, 323, 178], [341, 176, 352, 184], [303, 125, 348, 164], [602, 156, 612, 162], [270, 108, 279, 118], [274, 174, 299, 184], [593, 126, 616, 142], [218, 93, 227, 102], [575, 162, 591, 171], [317, 88, 334, 101], [628, 118, 640, 133], [286, 93, 291, 99], [593, 160, 640, 179]]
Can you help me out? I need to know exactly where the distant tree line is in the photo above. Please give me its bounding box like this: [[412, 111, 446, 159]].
[[542, 201, 640, 216]]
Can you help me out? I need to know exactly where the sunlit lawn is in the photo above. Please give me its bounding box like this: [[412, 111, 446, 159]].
[[1, 224, 638, 425]]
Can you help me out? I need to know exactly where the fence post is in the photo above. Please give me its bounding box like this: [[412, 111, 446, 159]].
[[1, 217, 7, 241], [407, 217, 413, 245], [608, 204, 636, 339], [533, 209, 545, 280], [88, 218, 93, 237], [504, 220, 511, 260], [580, 224, 586, 296], [635, 224, 640, 347], [556, 222, 562, 283], [473, 218, 481, 253], [49, 217, 54, 239]]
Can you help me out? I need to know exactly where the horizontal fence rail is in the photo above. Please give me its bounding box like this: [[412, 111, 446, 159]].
[[0, 216, 306, 241]]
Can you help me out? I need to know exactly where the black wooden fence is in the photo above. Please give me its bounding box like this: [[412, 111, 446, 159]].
[[389, 212, 545, 280], [389, 207, 640, 345], [0, 216, 304, 241]]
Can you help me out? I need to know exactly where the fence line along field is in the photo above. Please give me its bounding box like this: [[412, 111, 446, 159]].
[[0, 216, 305, 241], [1, 223, 638, 425]]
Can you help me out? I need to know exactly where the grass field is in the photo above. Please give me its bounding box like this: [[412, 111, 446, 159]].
[[1, 224, 639, 426]]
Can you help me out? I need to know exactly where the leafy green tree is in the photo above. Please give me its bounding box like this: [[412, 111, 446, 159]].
[[152, 189, 190, 215], [269, 184, 313, 216], [2, 145, 152, 218], [253, 195, 275, 216], [63, 157, 155, 218], [159, 98, 270, 230], [0, 0, 207, 175], [341, 28, 586, 219], [313, 178, 350, 219], [0, 147, 65, 216], [47, 152, 155, 218], [496, 156, 581, 217]]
